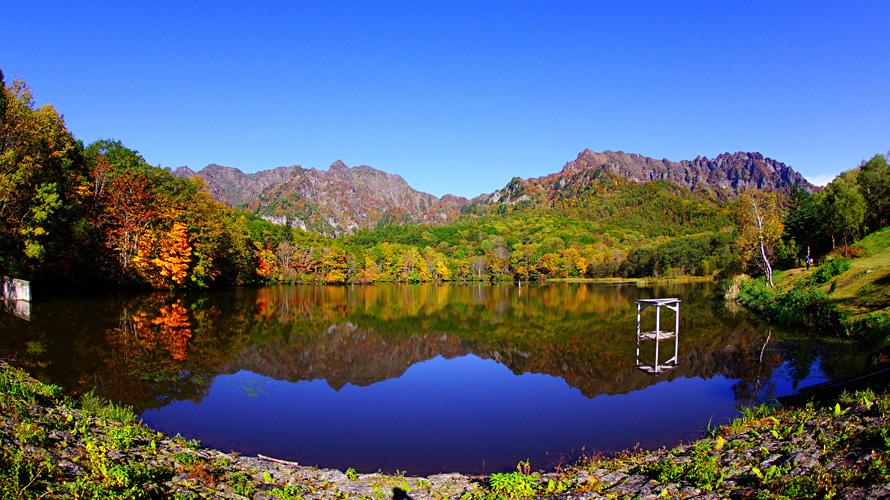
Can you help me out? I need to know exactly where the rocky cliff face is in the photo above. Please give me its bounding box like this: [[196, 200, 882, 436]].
[[172, 164, 309, 207], [172, 161, 470, 236], [561, 150, 814, 195], [476, 149, 815, 212]]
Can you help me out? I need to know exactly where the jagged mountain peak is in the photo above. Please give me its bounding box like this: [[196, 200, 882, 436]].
[[328, 160, 349, 173], [173, 160, 468, 236], [558, 149, 813, 195]]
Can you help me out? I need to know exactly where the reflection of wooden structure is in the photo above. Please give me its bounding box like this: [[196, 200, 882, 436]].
[[635, 298, 680, 374], [1, 276, 30, 321]]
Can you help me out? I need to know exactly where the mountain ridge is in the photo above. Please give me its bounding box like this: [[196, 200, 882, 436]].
[[562, 149, 813, 195], [171, 149, 814, 235]]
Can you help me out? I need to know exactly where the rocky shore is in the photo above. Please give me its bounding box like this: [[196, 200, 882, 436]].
[[2, 360, 890, 499]]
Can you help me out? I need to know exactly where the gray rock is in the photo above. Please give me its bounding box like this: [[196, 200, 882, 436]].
[[597, 471, 628, 488]]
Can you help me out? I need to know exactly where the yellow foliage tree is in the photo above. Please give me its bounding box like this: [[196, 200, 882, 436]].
[[436, 259, 452, 281], [323, 246, 349, 283], [134, 221, 193, 288]]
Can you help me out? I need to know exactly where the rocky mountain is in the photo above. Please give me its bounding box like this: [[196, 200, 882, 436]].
[[173, 150, 814, 235], [483, 150, 813, 206], [172, 161, 470, 236], [565, 150, 814, 194]]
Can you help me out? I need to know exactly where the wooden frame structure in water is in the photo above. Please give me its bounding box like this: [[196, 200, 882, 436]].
[[635, 298, 681, 374]]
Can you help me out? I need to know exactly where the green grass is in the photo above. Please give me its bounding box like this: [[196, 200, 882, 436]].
[[827, 244, 890, 317], [852, 226, 890, 257], [740, 227, 890, 339]]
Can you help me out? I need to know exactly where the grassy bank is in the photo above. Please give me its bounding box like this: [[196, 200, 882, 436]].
[[732, 227, 890, 342], [3, 360, 890, 499]]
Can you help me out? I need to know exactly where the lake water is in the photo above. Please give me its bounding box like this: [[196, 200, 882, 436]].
[[0, 283, 874, 475]]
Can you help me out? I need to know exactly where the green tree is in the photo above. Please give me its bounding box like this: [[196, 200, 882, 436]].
[[858, 153, 890, 231], [0, 75, 86, 281], [820, 171, 865, 257], [783, 184, 818, 264]]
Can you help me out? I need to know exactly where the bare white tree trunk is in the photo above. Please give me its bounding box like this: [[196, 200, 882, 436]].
[[752, 199, 774, 287]]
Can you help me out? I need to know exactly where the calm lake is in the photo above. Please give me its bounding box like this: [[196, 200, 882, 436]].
[[0, 283, 875, 475]]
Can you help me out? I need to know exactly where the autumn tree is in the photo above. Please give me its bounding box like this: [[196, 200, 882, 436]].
[[436, 259, 452, 281], [131, 219, 193, 288], [253, 241, 277, 278], [322, 246, 349, 283], [83, 140, 164, 281], [734, 189, 783, 287]]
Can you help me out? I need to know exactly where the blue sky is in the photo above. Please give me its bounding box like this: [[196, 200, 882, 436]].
[[5, 1, 889, 198]]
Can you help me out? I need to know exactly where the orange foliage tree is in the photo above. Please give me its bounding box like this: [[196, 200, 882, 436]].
[[134, 220, 193, 288]]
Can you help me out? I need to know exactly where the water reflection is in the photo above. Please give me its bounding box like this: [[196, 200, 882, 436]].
[[634, 298, 681, 375], [0, 283, 879, 474], [1, 297, 30, 321]]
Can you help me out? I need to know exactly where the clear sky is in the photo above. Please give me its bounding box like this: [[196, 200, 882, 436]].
[[5, 1, 889, 198]]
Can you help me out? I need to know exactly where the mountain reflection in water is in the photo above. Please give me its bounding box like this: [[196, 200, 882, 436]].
[[0, 283, 875, 475]]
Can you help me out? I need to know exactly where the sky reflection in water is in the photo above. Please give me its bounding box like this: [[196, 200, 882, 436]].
[[141, 353, 824, 475]]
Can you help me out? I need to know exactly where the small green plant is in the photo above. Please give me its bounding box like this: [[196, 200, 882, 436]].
[[268, 484, 307, 499], [80, 390, 138, 425], [488, 461, 538, 499], [225, 471, 257, 497], [0, 446, 55, 499], [67, 438, 172, 498], [173, 452, 199, 465], [107, 424, 141, 450], [811, 257, 852, 285], [15, 422, 47, 446], [345, 467, 358, 481], [489, 471, 537, 499], [542, 478, 570, 495], [643, 441, 725, 491]]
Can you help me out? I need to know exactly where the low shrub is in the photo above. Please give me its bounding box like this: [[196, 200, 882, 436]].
[[737, 276, 889, 340], [737, 278, 833, 328], [810, 257, 852, 285]]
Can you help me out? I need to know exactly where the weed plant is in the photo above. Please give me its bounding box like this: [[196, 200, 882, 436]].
[[80, 390, 139, 425]]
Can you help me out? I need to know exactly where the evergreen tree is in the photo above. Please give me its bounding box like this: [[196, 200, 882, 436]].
[[783, 184, 819, 264]]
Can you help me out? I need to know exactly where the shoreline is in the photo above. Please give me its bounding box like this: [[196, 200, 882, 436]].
[[3, 360, 890, 499], [544, 276, 716, 285]]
